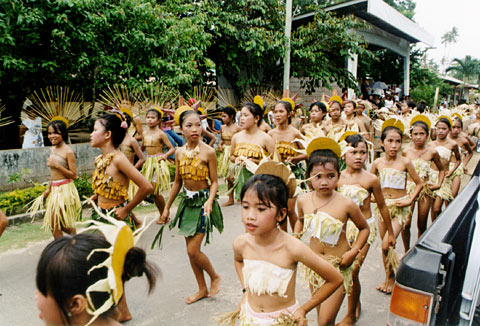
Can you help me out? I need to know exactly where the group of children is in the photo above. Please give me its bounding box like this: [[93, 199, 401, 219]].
[[8, 88, 475, 326]]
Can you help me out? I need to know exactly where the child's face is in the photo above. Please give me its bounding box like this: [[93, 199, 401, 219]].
[[146, 111, 159, 127], [90, 120, 107, 148], [381, 130, 402, 156], [310, 106, 323, 122], [329, 104, 341, 120], [221, 112, 231, 124], [344, 142, 367, 169], [356, 105, 365, 116], [411, 126, 428, 147], [241, 189, 283, 235], [451, 121, 462, 137], [344, 103, 354, 115], [35, 290, 64, 325], [310, 163, 338, 194], [181, 114, 202, 141], [47, 126, 62, 145], [436, 122, 450, 139], [273, 103, 289, 125], [240, 107, 258, 129]]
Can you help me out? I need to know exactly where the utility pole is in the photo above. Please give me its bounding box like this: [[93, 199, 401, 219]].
[[283, 0, 292, 91]]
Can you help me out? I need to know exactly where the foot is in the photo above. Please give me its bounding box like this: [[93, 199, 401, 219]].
[[185, 289, 208, 304], [376, 278, 394, 294], [155, 217, 163, 225], [336, 315, 356, 326], [208, 275, 221, 298], [222, 200, 234, 207]]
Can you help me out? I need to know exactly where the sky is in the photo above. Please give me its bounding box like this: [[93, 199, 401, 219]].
[[413, 0, 480, 68]]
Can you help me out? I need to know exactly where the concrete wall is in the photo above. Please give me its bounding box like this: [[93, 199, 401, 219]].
[[0, 143, 100, 192], [289, 77, 342, 108]]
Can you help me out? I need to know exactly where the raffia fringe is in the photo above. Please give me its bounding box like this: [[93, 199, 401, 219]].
[[386, 247, 400, 273]]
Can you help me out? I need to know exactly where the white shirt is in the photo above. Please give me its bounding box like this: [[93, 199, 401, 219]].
[[22, 117, 44, 148]]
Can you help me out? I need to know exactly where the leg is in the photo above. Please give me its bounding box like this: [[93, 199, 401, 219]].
[[417, 196, 431, 237], [116, 294, 132, 322], [316, 285, 346, 326], [169, 129, 185, 147], [0, 210, 7, 237], [449, 175, 461, 202], [185, 234, 221, 304], [222, 178, 235, 207], [153, 194, 166, 224], [287, 197, 298, 232], [130, 211, 142, 229], [377, 218, 403, 294], [432, 196, 443, 221], [401, 202, 415, 253]]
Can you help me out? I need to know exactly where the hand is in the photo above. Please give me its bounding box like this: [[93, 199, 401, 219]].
[[428, 183, 440, 191], [292, 308, 307, 326], [285, 156, 294, 164], [42, 189, 51, 198], [394, 200, 411, 208], [218, 144, 223, 152], [340, 249, 357, 268], [46, 158, 57, 169], [445, 170, 453, 178], [114, 206, 129, 220], [464, 166, 469, 174], [203, 200, 213, 215], [235, 157, 243, 165], [159, 209, 170, 224], [387, 233, 396, 249]]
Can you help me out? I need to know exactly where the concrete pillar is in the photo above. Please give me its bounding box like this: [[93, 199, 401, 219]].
[[347, 53, 358, 99], [403, 46, 410, 96]]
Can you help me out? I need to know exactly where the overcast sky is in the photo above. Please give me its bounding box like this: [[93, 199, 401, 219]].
[[413, 0, 480, 67]]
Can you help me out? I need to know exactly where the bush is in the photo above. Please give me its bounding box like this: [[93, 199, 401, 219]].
[[74, 173, 93, 199], [0, 184, 47, 215], [169, 163, 176, 182]]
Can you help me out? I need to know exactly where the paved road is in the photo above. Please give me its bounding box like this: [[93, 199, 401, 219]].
[[0, 198, 396, 326]]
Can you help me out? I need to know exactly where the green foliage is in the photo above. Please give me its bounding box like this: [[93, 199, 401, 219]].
[[0, 184, 47, 215], [446, 56, 480, 85], [169, 163, 176, 182], [383, 0, 415, 19], [8, 168, 32, 184], [73, 173, 93, 199]]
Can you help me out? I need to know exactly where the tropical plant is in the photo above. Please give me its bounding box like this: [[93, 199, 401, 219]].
[[446, 56, 480, 96]]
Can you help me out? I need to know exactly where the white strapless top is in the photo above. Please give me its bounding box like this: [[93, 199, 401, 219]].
[[242, 259, 294, 298], [436, 145, 451, 161], [378, 167, 406, 190], [338, 184, 369, 207], [303, 211, 344, 246]]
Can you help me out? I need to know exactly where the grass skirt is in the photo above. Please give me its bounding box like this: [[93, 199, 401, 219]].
[[218, 145, 232, 178], [169, 189, 224, 244], [299, 255, 354, 294], [27, 180, 81, 232], [373, 196, 410, 227], [234, 167, 253, 201], [141, 155, 171, 195], [346, 217, 378, 246], [431, 169, 453, 201], [451, 162, 464, 179]]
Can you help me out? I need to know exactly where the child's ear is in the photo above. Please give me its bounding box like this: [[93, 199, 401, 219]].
[[104, 130, 112, 141], [67, 294, 88, 316], [276, 208, 287, 223]]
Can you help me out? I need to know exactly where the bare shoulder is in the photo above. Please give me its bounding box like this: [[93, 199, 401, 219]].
[[200, 141, 216, 155], [233, 233, 249, 251]]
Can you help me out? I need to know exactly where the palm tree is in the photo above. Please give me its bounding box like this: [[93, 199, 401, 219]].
[[441, 27, 459, 72], [446, 56, 480, 98]]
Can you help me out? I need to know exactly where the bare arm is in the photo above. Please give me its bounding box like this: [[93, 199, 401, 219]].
[[264, 133, 276, 157], [202, 128, 216, 147], [430, 151, 445, 190], [293, 195, 305, 236], [204, 148, 219, 215], [342, 200, 369, 267], [161, 131, 175, 158], [131, 138, 145, 170], [133, 116, 144, 141], [160, 151, 183, 222], [462, 138, 474, 168], [447, 144, 462, 177], [405, 161, 423, 205], [371, 177, 395, 248]]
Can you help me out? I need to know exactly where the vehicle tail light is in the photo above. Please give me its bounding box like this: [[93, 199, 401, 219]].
[[387, 283, 433, 325]]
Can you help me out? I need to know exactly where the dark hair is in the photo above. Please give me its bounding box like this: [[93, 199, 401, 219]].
[[242, 102, 264, 126], [411, 121, 429, 135], [407, 100, 416, 109], [179, 110, 200, 127], [240, 174, 288, 220], [147, 108, 162, 121], [222, 106, 236, 121], [47, 120, 68, 143], [344, 100, 357, 109], [306, 149, 340, 177], [275, 101, 292, 124], [453, 117, 463, 128], [330, 101, 342, 111], [345, 133, 368, 149], [310, 102, 328, 116], [381, 126, 403, 142], [417, 102, 426, 113], [98, 113, 126, 148], [436, 117, 451, 129], [36, 234, 157, 324]]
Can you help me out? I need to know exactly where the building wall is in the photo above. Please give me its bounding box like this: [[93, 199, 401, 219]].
[[289, 77, 341, 109], [0, 143, 100, 192]]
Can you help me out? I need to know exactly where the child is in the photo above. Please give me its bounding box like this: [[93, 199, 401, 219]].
[[343, 100, 368, 136], [429, 117, 461, 219], [140, 107, 175, 224], [337, 132, 396, 325], [324, 101, 347, 139], [35, 218, 157, 326], [218, 105, 241, 207], [118, 108, 145, 170], [449, 117, 473, 199], [160, 107, 224, 304], [268, 98, 306, 232], [371, 119, 423, 294], [294, 137, 370, 326], [301, 102, 327, 136], [232, 161, 343, 325], [90, 112, 153, 321], [28, 119, 81, 239], [401, 116, 445, 252]]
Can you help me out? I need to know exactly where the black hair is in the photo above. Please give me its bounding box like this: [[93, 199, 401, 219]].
[[222, 106, 236, 121], [381, 126, 403, 142], [344, 100, 357, 109], [275, 101, 292, 124], [411, 121, 429, 135], [453, 117, 463, 128], [47, 120, 68, 143], [330, 101, 342, 111], [407, 100, 416, 109], [147, 108, 162, 121], [240, 174, 288, 221], [437, 117, 451, 129], [36, 233, 157, 324], [242, 102, 264, 127], [306, 149, 340, 177], [417, 102, 426, 113], [310, 102, 328, 116], [345, 133, 368, 149], [179, 110, 200, 127], [98, 113, 126, 148]]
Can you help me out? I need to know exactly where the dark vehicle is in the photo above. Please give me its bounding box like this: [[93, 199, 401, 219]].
[[388, 162, 480, 325]]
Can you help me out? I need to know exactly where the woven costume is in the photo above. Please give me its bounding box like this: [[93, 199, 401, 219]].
[[232, 142, 268, 200]]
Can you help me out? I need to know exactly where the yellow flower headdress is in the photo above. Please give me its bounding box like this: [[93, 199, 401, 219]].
[[437, 115, 453, 127], [280, 89, 298, 112], [77, 201, 154, 326], [25, 86, 87, 129], [306, 137, 342, 159], [174, 98, 196, 126], [150, 106, 164, 120], [381, 118, 405, 134], [328, 89, 343, 107], [410, 114, 431, 130], [255, 161, 297, 198]]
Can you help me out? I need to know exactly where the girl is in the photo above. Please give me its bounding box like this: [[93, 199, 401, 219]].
[[233, 163, 343, 325], [449, 117, 473, 199], [371, 120, 423, 294], [119, 110, 145, 170], [28, 119, 81, 239], [301, 101, 327, 137], [401, 116, 445, 252], [160, 107, 224, 304], [35, 231, 157, 326], [324, 101, 347, 139], [337, 132, 396, 326], [268, 99, 306, 232], [230, 99, 276, 201], [429, 117, 461, 219], [294, 137, 370, 326], [90, 112, 153, 321], [343, 100, 367, 136], [141, 107, 175, 224], [218, 105, 241, 207]]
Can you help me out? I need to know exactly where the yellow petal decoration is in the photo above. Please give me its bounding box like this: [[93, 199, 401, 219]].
[[253, 95, 264, 109], [437, 115, 453, 127], [338, 131, 359, 143], [197, 107, 205, 115], [306, 137, 341, 158], [120, 107, 134, 119], [280, 97, 295, 111], [174, 106, 194, 126], [50, 115, 70, 128], [381, 118, 405, 134], [410, 114, 431, 129], [255, 160, 297, 198], [151, 106, 164, 119]]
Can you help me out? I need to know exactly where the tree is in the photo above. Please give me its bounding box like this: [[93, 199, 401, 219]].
[[440, 26, 459, 72], [383, 0, 416, 20], [446, 56, 480, 97]]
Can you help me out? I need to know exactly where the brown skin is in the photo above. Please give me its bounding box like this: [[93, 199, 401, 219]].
[[0, 210, 7, 237], [301, 105, 326, 136], [449, 121, 474, 201], [219, 112, 241, 207], [120, 133, 145, 169]]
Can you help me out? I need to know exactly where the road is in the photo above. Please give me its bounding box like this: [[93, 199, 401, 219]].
[[0, 197, 396, 326]]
